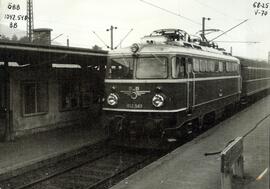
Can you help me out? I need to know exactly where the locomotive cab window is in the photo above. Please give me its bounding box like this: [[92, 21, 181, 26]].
[[136, 57, 167, 79], [107, 57, 134, 79], [172, 57, 186, 78]]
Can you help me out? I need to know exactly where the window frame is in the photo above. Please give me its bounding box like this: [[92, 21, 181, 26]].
[[135, 56, 168, 79], [171, 56, 186, 79], [193, 58, 200, 72], [22, 81, 49, 117]]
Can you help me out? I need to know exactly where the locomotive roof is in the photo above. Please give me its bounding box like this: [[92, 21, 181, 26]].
[[110, 43, 239, 63]]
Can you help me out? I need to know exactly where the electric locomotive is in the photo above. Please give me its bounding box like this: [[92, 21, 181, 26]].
[[102, 29, 241, 143]]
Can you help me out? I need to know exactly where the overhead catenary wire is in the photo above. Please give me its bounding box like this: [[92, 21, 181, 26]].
[[138, 0, 201, 26], [92, 31, 110, 49], [190, 0, 244, 21], [210, 19, 249, 42], [215, 40, 259, 44], [115, 28, 134, 49]]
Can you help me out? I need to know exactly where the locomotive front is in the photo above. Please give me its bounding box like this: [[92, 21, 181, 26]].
[[102, 43, 188, 140]]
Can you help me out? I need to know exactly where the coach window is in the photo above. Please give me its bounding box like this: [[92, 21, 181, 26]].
[[22, 81, 48, 116], [172, 57, 185, 78], [193, 58, 200, 72]]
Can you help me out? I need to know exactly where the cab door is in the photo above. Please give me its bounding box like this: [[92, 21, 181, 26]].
[[186, 57, 194, 112], [172, 56, 189, 110]]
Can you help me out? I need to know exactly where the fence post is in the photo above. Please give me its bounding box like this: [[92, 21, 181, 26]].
[[220, 137, 244, 189]]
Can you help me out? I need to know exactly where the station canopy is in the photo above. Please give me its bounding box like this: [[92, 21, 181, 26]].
[[0, 41, 108, 69]]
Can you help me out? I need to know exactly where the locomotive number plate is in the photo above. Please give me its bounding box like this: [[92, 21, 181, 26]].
[[126, 103, 143, 109]]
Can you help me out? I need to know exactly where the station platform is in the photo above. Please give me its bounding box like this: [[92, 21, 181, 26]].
[[111, 96, 270, 189], [0, 122, 107, 181]]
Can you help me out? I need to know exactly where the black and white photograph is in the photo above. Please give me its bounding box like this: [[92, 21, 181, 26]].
[[0, 0, 269, 188]]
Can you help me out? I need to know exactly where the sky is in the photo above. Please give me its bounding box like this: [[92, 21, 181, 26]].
[[0, 0, 270, 61]]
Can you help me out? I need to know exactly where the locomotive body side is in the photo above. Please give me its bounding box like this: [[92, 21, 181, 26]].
[[102, 43, 241, 140]]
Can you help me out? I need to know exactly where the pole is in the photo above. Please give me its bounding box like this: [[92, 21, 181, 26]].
[[110, 26, 113, 50], [202, 17, 205, 42], [67, 36, 69, 47], [107, 25, 117, 50], [202, 17, 210, 43]]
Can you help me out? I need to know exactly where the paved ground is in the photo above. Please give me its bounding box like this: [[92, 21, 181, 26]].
[[0, 123, 107, 180], [111, 96, 270, 189]]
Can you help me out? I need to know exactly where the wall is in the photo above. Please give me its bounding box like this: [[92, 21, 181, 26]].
[[10, 66, 102, 136]]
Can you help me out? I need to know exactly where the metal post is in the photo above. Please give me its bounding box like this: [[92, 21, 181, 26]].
[[221, 168, 232, 189], [107, 25, 117, 50], [233, 155, 244, 177], [202, 17, 210, 43], [202, 17, 205, 42], [67, 36, 69, 47], [220, 137, 244, 189], [110, 26, 113, 50]]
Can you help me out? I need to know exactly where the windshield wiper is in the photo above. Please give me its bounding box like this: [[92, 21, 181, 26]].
[[151, 53, 165, 64]]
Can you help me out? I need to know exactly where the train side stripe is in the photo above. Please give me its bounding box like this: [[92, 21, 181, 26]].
[[102, 107, 187, 113], [105, 75, 240, 84], [243, 66, 270, 71], [244, 77, 270, 83]]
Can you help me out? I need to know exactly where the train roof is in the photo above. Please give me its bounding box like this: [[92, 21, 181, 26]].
[[236, 56, 270, 68], [110, 29, 239, 63], [110, 43, 239, 63]]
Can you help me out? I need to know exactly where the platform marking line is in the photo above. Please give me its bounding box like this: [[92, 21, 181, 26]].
[[256, 168, 268, 181]]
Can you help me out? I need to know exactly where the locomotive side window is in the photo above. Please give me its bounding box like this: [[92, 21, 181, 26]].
[[193, 58, 200, 72], [136, 57, 167, 79], [199, 59, 207, 72], [218, 62, 223, 72], [214, 61, 219, 72], [108, 58, 134, 79], [172, 57, 185, 78], [207, 60, 215, 72], [226, 62, 231, 72]]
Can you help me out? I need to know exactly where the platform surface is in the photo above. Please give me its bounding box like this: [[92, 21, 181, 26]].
[[111, 96, 270, 189], [0, 123, 107, 180]]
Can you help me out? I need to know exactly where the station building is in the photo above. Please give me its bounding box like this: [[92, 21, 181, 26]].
[[0, 41, 107, 141]]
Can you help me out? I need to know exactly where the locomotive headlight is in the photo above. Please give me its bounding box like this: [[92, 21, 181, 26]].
[[130, 43, 140, 53], [107, 93, 119, 106], [152, 94, 165, 108]]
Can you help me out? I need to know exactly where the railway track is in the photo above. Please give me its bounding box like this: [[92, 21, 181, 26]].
[[0, 143, 163, 189]]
